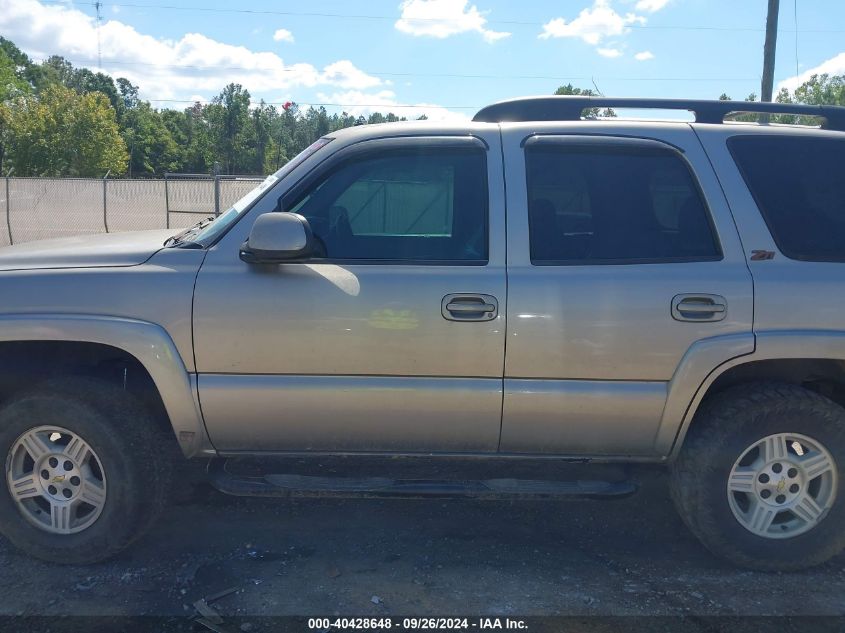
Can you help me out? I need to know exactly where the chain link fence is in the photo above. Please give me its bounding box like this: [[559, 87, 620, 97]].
[[0, 175, 264, 245]]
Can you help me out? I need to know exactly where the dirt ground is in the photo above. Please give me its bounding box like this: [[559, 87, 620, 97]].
[[1, 464, 844, 627]]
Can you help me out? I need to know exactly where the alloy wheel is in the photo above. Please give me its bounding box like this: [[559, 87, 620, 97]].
[[727, 432, 837, 539], [6, 426, 107, 534]]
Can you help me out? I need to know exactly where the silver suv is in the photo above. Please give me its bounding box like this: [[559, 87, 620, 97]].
[[2, 96, 845, 570]]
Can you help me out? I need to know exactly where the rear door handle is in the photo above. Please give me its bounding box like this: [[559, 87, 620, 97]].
[[672, 294, 727, 322], [442, 294, 498, 322]]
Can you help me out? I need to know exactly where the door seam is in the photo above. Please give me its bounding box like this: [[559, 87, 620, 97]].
[[497, 124, 508, 452]]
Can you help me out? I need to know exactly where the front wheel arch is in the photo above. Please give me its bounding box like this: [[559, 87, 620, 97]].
[[0, 315, 211, 457], [0, 377, 173, 564]]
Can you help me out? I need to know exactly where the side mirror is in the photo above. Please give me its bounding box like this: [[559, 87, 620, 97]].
[[239, 213, 315, 264]]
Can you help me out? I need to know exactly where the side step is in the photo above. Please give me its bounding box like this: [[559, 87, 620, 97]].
[[207, 459, 637, 500]]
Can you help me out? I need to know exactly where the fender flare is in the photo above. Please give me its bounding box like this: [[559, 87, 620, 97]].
[[659, 330, 845, 460], [0, 313, 213, 457]]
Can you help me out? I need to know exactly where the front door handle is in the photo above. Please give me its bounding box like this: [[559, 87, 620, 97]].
[[672, 294, 727, 322], [442, 294, 498, 322]]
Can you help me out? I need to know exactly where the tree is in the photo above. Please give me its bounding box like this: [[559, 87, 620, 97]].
[[0, 35, 471, 178], [208, 83, 252, 174], [792, 74, 845, 106], [181, 101, 215, 174], [0, 44, 30, 172], [716, 93, 762, 122], [249, 101, 273, 174], [32, 56, 124, 117], [0, 38, 52, 94], [71, 68, 123, 116], [554, 84, 615, 117], [6, 84, 127, 176], [121, 102, 182, 176], [117, 78, 141, 112], [768, 74, 843, 125], [0, 46, 30, 102], [721, 77, 845, 125], [0, 103, 12, 174]]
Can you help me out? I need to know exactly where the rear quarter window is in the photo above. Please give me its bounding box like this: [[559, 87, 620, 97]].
[[728, 135, 845, 262]]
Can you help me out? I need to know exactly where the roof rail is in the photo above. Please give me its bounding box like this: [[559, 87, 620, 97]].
[[472, 96, 845, 131]]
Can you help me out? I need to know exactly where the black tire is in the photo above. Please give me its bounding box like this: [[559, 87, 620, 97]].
[[0, 377, 173, 564], [670, 382, 845, 571]]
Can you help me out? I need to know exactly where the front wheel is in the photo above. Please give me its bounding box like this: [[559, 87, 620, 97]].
[[0, 378, 172, 564], [670, 382, 845, 571]]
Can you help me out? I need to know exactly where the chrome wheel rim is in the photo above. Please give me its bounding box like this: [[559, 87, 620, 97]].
[[6, 426, 107, 534], [727, 432, 837, 539]]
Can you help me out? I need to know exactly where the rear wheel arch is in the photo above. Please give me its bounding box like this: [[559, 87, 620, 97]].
[[663, 329, 845, 459], [669, 380, 845, 570], [672, 356, 845, 458], [705, 358, 845, 409]]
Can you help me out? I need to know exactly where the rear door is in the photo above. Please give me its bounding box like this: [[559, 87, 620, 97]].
[[499, 124, 754, 456], [193, 132, 507, 453]]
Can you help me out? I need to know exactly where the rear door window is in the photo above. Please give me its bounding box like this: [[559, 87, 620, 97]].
[[525, 143, 720, 264], [729, 135, 845, 262]]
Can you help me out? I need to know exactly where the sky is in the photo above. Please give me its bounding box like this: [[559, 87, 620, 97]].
[[2, 0, 845, 121]]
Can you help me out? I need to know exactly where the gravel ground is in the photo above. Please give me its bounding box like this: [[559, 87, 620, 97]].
[[1, 464, 844, 625]]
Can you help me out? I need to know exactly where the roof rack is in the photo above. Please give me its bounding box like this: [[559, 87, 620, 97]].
[[472, 96, 845, 131]]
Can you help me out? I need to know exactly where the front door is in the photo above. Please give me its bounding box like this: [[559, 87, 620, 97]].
[[193, 133, 507, 453]]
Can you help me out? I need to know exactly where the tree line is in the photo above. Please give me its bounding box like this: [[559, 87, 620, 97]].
[[1, 35, 843, 179], [0, 37, 411, 178]]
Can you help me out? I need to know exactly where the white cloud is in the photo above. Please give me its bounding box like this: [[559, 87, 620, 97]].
[[778, 52, 845, 93], [635, 0, 671, 12], [540, 0, 645, 45], [0, 0, 384, 103], [634, 50, 655, 61], [272, 28, 294, 43], [597, 47, 623, 58], [316, 90, 470, 122], [395, 0, 511, 43], [320, 60, 382, 90]]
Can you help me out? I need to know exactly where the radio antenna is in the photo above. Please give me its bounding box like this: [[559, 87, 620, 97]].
[[95, 1, 103, 70]]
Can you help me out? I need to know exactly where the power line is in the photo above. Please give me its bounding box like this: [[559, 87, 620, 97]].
[[39, 0, 845, 33], [146, 99, 480, 109], [41, 57, 760, 83]]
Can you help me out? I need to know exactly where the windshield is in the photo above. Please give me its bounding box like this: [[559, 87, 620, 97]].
[[186, 137, 333, 246]]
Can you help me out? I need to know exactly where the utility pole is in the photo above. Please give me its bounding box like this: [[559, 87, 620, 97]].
[[761, 0, 780, 102]]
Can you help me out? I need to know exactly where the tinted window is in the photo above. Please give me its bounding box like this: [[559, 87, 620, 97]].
[[290, 148, 487, 262], [526, 144, 720, 264], [729, 136, 845, 262]]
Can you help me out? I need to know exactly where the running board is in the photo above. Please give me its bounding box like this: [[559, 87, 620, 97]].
[[207, 459, 637, 500]]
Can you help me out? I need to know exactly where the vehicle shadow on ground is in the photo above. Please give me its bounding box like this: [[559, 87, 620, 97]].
[[1, 468, 843, 618]]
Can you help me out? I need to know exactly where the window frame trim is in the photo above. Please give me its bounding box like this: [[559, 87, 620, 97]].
[[277, 135, 491, 266], [523, 135, 724, 267], [727, 133, 845, 264]]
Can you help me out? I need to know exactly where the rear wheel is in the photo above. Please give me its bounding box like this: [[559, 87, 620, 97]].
[[670, 382, 845, 571], [0, 378, 172, 564]]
